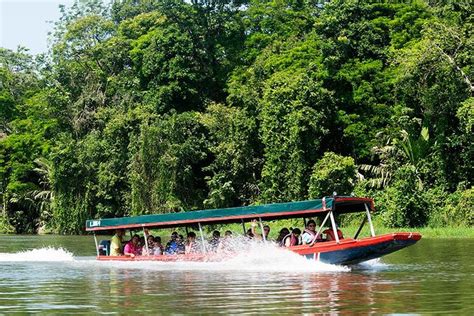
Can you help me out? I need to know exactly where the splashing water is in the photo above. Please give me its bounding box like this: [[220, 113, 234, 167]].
[[212, 242, 350, 272], [0, 240, 351, 272], [81, 239, 350, 273], [0, 247, 74, 262], [356, 258, 390, 271]]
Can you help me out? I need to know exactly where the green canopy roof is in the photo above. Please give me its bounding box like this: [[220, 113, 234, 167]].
[[85, 197, 373, 231]]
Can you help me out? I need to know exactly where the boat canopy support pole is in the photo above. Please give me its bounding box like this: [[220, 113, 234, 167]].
[[315, 212, 331, 241], [93, 233, 99, 256], [365, 203, 375, 237], [241, 219, 246, 235], [258, 217, 267, 243], [303, 217, 307, 228], [198, 222, 206, 253], [329, 211, 340, 244], [354, 216, 367, 239], [143, 226, 149, 256]]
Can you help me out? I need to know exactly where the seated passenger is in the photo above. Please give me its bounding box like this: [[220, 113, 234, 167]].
[[153, 236, 164, 255], [209, 230, 221, 252], [276, 228, 290, 247], [283, 228, 302, 247], [142, 235, 155, 255], [177, 234, 186, 254], [165, 232, 180, 255], [323, 226, 344, 241], [302, 220, 324, 245], [185, 232, 199, 254], [110, 229, 125, 256], [283, 228, 301, 247], [124, 234, 141, 257]]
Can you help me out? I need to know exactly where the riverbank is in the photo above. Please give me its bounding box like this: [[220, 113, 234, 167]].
[[340, 226, 474, 239]]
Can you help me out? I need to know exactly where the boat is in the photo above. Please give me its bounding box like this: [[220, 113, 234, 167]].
[[85, 196, 421, 265]]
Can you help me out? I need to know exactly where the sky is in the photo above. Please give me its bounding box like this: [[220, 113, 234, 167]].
[[0, 0, 74, 55]]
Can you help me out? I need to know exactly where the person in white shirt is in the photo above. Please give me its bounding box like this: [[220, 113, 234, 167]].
[[301, 220, 323, 245]]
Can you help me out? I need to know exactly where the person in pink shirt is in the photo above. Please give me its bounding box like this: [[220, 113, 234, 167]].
[[124, 234, 141, 257]]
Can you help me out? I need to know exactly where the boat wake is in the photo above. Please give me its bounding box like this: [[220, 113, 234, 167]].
[[0, 247, 75, 262], [0, 244, 349, 272], [216, 242, 350, 272], [78, 242, 350, 273], [353, 258, 390, 271]]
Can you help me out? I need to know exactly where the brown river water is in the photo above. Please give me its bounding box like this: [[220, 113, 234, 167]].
[[0, 235, 473, 314]]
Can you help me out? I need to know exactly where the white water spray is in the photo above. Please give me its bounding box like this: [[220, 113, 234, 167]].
[[356, 258, 389, 271], [0, 247, 74, 262], [210, 242, 350, 272], [0, 240, 352, 273], [83, 238, 350, 272]]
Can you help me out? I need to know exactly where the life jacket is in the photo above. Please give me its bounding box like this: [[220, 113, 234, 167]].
[[303, 228, 324, 243], [282, 233, 301, 247], [323, 228, 344, 241]]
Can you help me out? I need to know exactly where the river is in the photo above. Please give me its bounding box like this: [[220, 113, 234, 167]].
[[0, 235, 472, 314]]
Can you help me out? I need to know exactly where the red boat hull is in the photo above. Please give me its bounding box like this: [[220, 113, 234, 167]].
[[96, 232, 421, 265]]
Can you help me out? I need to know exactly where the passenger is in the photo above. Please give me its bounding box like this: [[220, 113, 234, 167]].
[[177, 234, 186, 254], [217, 230, 233, 252], [185, 232, 199, 254], [147, 235, 155, 248], [209, 230, 221, 252], [110, 229, 125, 256], [250, 219, 271, 241], [153, 236, 164, 255], [165, 232, 180, 254], [282, 228, 302, 247], [323, 226, 344, 241], [302, 220, 324, 245], [142, 235, 155, 255], [124, 234, 141, 257], [276, 228, 290, 247]]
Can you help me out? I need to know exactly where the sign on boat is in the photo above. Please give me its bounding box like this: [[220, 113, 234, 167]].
[[85, 196, 421, 265]]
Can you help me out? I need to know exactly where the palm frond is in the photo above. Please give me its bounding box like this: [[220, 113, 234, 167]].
[[358, 164, 392, 188]]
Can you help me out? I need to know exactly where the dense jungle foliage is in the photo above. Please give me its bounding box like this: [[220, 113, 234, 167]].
[[0, 0, 472, 233]]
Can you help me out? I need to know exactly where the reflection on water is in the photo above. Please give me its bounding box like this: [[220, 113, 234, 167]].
[[0, 236, 473, 314], [71, 261, 387, 314]]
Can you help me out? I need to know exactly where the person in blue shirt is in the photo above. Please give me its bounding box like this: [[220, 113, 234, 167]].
[[165, 232, 179, 255]]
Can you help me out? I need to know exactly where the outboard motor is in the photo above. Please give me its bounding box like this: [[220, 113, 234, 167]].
[[98, 240, 111, 256]]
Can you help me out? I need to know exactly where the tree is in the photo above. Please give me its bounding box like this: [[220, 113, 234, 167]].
[[308, 152, 357, 198], [129, 112, 209, 214], [393, 19, 472, 189], [201, 103, 261, 208]]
